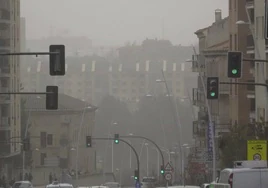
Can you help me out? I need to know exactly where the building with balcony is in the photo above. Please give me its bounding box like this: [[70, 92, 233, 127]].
[[244, 0, 268, 123], [23, 94, 97, 185], [191, 9, 230, 181], [0, 0, 21, 179]]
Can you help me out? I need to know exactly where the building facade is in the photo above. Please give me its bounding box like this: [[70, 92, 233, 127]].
[[191, 10, 229, 182], [23, 94, 97, 185], [20, 40, 196, 111], [0, 0, 21, 178]]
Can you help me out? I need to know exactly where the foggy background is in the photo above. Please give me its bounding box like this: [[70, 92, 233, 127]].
[[19, 0, 228, 183]]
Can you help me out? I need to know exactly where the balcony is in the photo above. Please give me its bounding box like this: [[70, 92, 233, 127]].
[[219, 77, 230, 95], [215, 115, 230, 132], [192, 121, 206, 138], [191, 55, 205, 72], [0, 117, 10, 130], [192, 88, 206, 106], [246, 0, 254, 9]]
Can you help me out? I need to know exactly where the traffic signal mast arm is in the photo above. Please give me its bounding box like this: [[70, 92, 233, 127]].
[[121, 135, 165, 171], [220, 81, 268, 89], [92, 137, 141, 182], [0, 52, 59, 56], [243, 58, 268, 63]]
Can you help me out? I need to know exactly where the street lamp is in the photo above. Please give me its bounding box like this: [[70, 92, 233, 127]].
[[145, 143, 149, 176], [128, 133, 133, 168]]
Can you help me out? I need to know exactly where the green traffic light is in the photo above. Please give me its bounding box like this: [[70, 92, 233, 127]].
[[210, 92, 215, 97], [232, 69, 238, 74], [134, 177, 138, 180], [114, 140, 119, 144], [161, 170, 164, 174]]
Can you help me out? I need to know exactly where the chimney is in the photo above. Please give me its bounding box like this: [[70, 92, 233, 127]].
[[215, 9, 222, 22]]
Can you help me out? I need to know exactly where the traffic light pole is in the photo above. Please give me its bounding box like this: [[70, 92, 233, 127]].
[[243, 58, 268, 63], [120, 135, 165, 171], [0, 92, 52, 95], [220, 81, 268, 88], [0, 52, 58, 56], [92, 137, 141, 182]]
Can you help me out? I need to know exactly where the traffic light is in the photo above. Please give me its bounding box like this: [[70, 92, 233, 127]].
[[134, 170, 139, 181], [114, 134, 119, 144], [207, 77, 219, 100], [49, 45, 65, 76], [23, 138, 30, 151], [86, 136, 92, 147], [227, 51, 242, 78], [46, 86, 58, 110], [160, 165, 165, 174]]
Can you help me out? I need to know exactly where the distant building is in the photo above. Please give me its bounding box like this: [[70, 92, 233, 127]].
[[23, 94, 97, 185], [0, 0, 21, 179], [21, 39, 197, 111]]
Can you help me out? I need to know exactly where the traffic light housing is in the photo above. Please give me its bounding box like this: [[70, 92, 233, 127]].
[[207, 77, 219, 100], [114, 134, 119, 144], [23, 138, 30, 151], [49, 45, 65, 76], [134, 170, 139, 181], [227, 51, 242, 78], [46, 86, 58, 110], [86, 136, 92, 148], [160, 165, 165, 174]]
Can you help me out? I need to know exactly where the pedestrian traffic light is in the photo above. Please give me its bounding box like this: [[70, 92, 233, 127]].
[[46, 86, 58, 110], [207, 77, 219, 100], [23, 138, 30, 151], [114, 134, 119, 144], [160, 165, 165, 174], [134, 170, 139, 181], [49, 45, 65, 76], [227, 51, 242, 78], [86, 136, 92, 147]]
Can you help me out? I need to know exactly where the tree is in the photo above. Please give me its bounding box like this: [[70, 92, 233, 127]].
[[219, 120, 267, 168]]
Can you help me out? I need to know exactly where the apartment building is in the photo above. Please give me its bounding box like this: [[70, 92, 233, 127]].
[[0, 0, 21, 178], [23, 94, 97, 185], [245, 0, 268, 122], [191, 10, 229, 181], [21, 40, 195, 110]]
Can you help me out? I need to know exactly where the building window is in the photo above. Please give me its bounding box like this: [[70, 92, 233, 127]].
[[40, 132, 47, 148], [47, 134, 53, 145], [250, 98, 255, 112], [40, 153, 47, 166]]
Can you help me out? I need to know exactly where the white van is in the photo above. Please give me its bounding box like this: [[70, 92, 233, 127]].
[[217, 168, 268, 188]]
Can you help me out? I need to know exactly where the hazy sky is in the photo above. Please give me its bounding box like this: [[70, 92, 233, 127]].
[[21, 0, 228, 46]]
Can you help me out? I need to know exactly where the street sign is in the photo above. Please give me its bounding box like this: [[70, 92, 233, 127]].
[[164, 162, 174, 172], [165, 173, 172, 181], [247, 140, 267, 160]]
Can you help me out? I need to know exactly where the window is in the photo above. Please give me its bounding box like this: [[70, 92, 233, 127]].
[[47, 134, 53, 145], [40, 153, 46, 165], [250, 98, 255, 111], [40, 132, 47, 148]]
